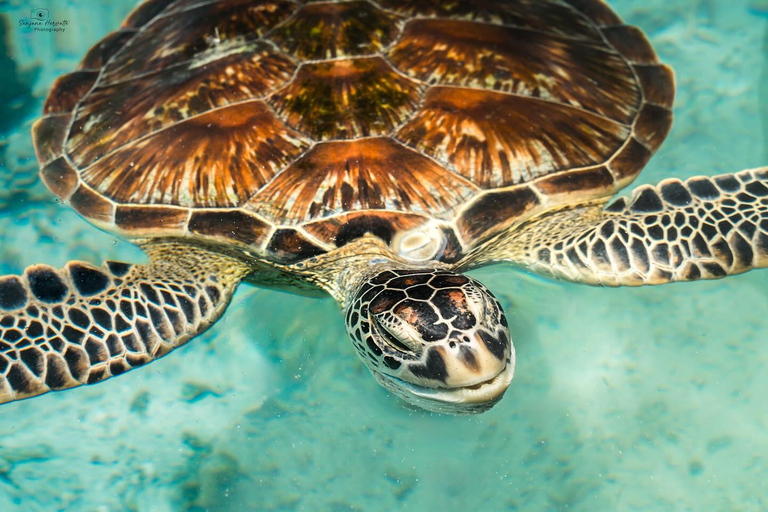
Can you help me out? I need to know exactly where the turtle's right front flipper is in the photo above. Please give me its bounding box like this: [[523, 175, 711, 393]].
[[480, 167, 768, 286], [0, 243, 249, 405]]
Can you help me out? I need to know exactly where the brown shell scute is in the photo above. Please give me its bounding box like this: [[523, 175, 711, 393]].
[[188, 209, 271, 247], [78, 30, 136, 70], [458, 186, 540, 242], [67, 40, 295, 168], [270, 1, 403, 59], [32, 115, 70, 165], [81, 101, 310, 208], [397, 87, 630, 189], [114, 205, 188, 234], [246, 138, 479, 224], [377, 0, 602, 41], [69, 185, 114, 224], [105, 0, 296, 83], [269, 57, 422, 140], [389, 19, 640, 123], [40, 157, 78, 201], [37, 0, 675, 263], [42, 72, 98, 115]]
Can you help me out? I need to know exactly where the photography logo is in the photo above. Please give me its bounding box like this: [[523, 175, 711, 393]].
[[30, 8, 49, 20], [19, 8, 70, 33]]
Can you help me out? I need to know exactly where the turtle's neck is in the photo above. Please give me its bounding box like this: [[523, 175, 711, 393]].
[[287, 234, 449, 308]]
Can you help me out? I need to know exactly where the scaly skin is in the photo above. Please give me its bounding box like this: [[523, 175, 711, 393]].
[[473, 168, 768, 286], [0, 243, 249, 404]]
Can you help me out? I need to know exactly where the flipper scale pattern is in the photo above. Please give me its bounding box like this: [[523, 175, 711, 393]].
[[484, 168, 768, 286], [0, 245, 247, 404]]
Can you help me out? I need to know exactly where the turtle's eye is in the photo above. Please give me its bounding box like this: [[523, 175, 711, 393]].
[[462, 284, 488, 323], [372, 312, 418, 353]]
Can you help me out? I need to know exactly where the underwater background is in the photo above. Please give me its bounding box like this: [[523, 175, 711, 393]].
[[0, 0, 766, 510]]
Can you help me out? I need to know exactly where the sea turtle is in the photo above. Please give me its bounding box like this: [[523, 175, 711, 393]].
[[1, 0, 766, 414]]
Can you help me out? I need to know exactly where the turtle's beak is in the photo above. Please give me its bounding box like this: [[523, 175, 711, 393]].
[[372, 349, 515, 414]]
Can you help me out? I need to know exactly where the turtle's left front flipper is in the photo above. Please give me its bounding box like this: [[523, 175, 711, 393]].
[[0, 243, 250, 404], [484, 167, 768, 286]]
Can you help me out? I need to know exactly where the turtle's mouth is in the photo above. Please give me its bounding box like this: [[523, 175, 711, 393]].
[[372, 356, 515, 415]]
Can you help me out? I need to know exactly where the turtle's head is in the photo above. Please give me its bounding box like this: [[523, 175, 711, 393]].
[[345, 269, 514, 414]]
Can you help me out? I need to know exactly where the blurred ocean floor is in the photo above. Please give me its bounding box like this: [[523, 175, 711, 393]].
[[0, 1, 767, 511]]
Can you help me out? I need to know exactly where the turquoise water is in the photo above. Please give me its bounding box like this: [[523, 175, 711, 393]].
[[0, 1, 767, 510]]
